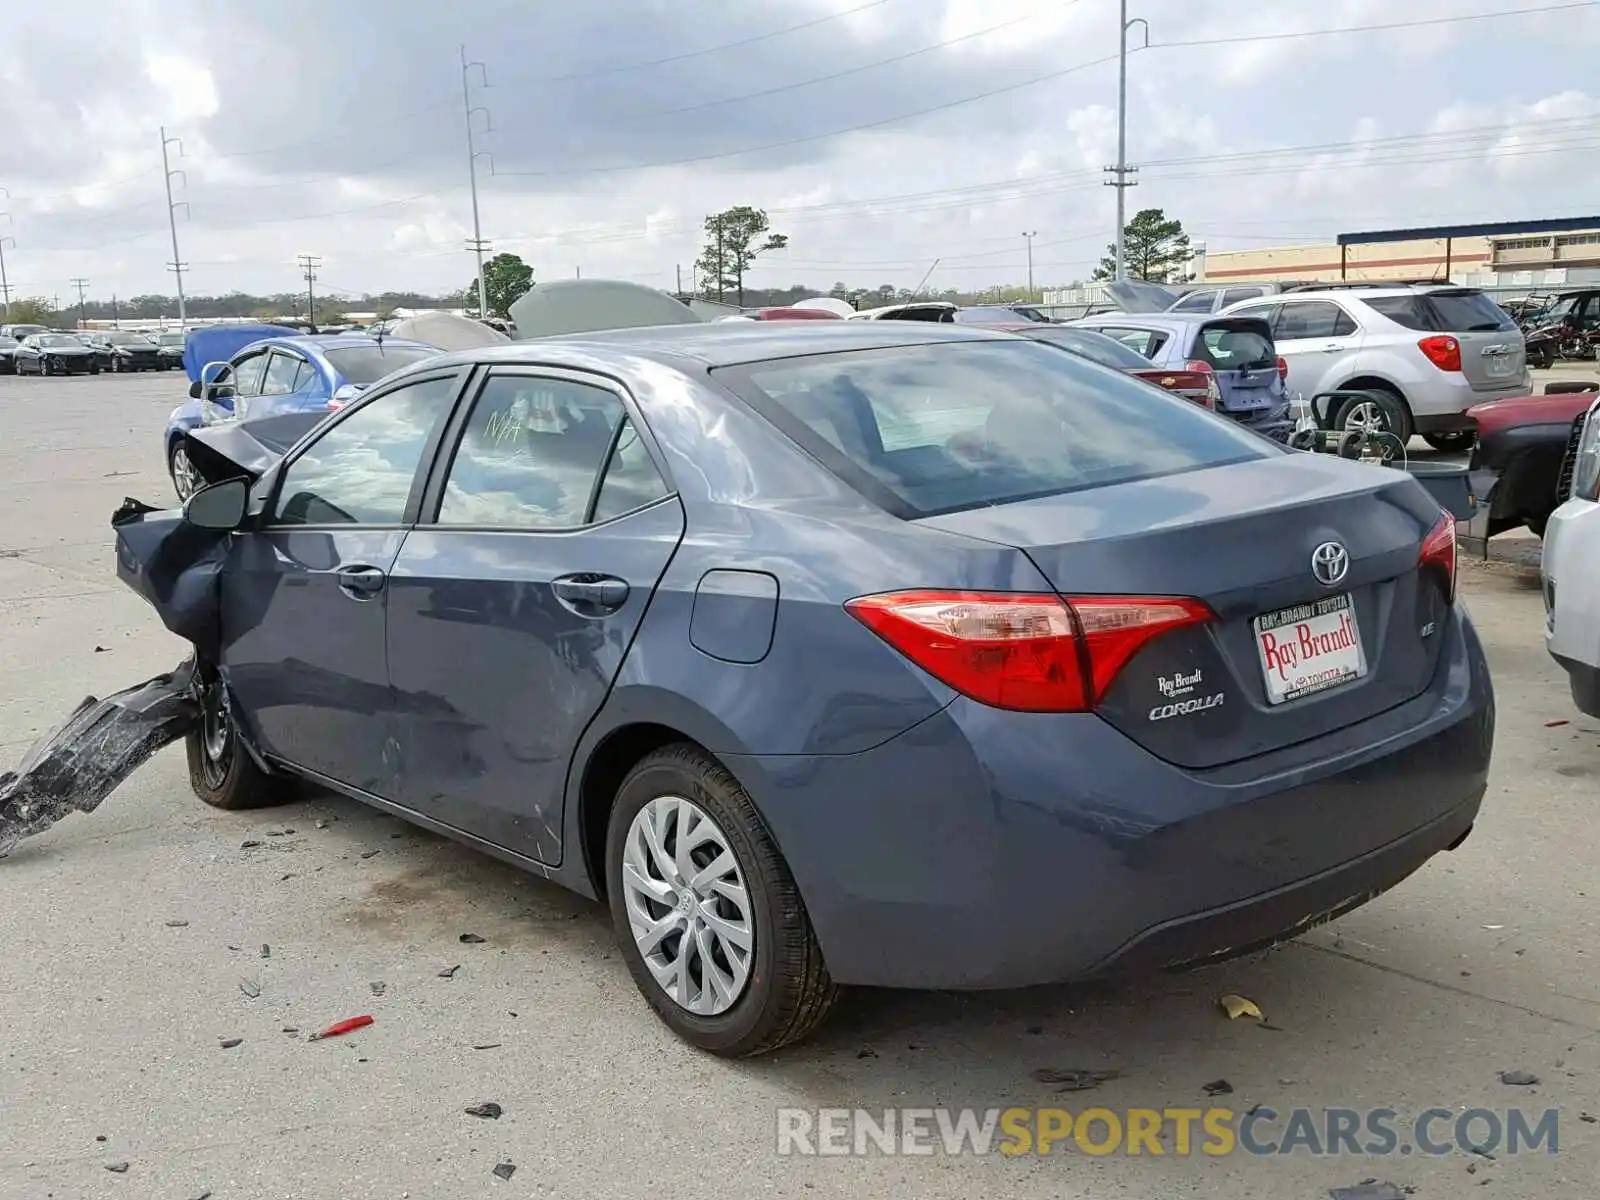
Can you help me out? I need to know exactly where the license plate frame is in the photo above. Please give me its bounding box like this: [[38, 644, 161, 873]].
[[1253, 592, 1367, 706]]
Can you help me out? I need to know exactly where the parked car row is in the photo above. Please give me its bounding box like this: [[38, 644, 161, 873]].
[[0, 328, 188, 375]]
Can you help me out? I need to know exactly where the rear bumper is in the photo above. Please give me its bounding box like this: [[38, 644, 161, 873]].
[[736, 606, 1493, 990], [1413, 374, 1534, 429]]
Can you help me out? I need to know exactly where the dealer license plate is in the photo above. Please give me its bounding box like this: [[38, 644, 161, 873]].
[[1253, 593, 1367, 705]]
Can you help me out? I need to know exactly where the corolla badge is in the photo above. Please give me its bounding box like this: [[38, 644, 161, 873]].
[[1311, 541, 1349, 587]]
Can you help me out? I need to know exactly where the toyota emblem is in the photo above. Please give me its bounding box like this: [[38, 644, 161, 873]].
[[1311, 541, 1350, 587]]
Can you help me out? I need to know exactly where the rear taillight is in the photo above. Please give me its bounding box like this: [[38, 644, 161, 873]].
[[1276, 355, 1289, 382], [1184, 359, 1214, 376], [1182, 360, 1221, 410], [1418, 335, 1462, 373], [1419, 510, 1457, 603], [844, 590, 1214, 712]]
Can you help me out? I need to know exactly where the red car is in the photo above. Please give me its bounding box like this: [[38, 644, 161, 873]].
[[973, 322, 1221, 408], [1466, 383, 1599, 537]]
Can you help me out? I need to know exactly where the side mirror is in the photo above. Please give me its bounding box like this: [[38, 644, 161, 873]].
[[184, 477, 249, 531], [189, 381, 202, 399]]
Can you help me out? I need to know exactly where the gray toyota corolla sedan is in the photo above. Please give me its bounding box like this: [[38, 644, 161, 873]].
[[118, 320, 1494, 1056]]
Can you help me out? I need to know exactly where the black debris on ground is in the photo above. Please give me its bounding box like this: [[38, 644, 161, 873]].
[[492, 1162, 516, 1181], [439, 965, 461, 979], [241, 840, 262, 849], [465, 1102, 504, 1119], [360, 850, 380, 860], [856, 1048, 878, 1059], [1497, 1069, 1540, 1086], [460, 933, 486, 944], [220, 1037, 243, 1049], [1328, 1183, 1408, 1200], [1580, 1112, 1597, 1124], [261, 944, 270, 959], [165, 920, 188, 927], [370, 981, 387, 997], [1030, 1067, 1119, 1093], [472, 1043, 502, 1051], [239, 979, 261, 999], [1203, 1079, 1234, 1096], [104, 1162, 130, 1174]]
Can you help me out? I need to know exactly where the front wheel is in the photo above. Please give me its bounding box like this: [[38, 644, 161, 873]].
[[1422, 431, 1475, 453], [89, 364, 100, 375], [169, 441, 201, 500], [39, 358, 50, 377], [606, 745, 839, 1056], [186, 674, 289, 810]]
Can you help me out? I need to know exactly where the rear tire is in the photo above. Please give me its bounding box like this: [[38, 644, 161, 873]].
[[186, 676, 289, 810], [606, 744, 839, 1056], [1422, 431, 1475, 453], [1333, 387, 1413, 444]]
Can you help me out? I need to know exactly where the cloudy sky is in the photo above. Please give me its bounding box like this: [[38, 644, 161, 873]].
[[1, 0, 1597, 305]]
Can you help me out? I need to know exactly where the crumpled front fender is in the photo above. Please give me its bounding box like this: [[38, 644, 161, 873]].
[[112, 497, 230, 664]]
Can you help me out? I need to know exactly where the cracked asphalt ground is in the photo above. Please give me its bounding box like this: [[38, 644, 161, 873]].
[[1, 370, 1597, 1199]]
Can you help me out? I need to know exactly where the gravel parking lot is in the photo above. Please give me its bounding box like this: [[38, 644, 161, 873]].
[[1, 371, 1597, 1199]]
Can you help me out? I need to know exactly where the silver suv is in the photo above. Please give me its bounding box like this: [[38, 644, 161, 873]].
[[1219, 284, 1530, 451]]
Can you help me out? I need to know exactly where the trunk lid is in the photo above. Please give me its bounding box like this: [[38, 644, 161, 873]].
[[1186, 317, 1287, 415], [916, 453, 1451, 769], [1105, 280, 1181, 314]]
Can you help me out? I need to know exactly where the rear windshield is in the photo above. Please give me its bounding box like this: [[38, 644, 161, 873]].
[[716, 341, 1270, 518], [955, 306, 1035, 324], [1190, 321, 1277, 371], [1365, 291, 1516, 333], [322, 344, 438, 385], [1026, 326, 1153, 369]]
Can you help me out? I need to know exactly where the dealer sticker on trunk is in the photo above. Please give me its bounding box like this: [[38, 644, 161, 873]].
[[1253, 593, 1367, 705]]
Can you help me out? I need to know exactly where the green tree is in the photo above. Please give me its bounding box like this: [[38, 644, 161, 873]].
[[695, 206, 788, 305], [6, 297, 60, 325], [463, 253, 534, 319], [1093, 208, 1192, 283]]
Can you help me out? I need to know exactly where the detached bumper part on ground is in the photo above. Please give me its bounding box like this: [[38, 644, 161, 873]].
[[0, 658, 201, 855]]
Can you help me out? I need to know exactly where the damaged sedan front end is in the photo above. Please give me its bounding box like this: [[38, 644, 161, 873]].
[[0, 411, 324, 852]]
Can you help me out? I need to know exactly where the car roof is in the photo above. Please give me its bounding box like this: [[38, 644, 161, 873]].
[[416, 320, 1020, 374], [1078, 311, 1210, 331], [242, 333, 437, 358]]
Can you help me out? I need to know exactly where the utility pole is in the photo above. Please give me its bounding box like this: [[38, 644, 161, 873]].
[[1103, 1, 1148, 282], [461, 45, 493, 320], [111, 294, 120, 327], [675, 263, 682, 295], [1022, 231, 1037, 297], [0, 191, 12, 322], [160, 127, 190, 328], [71, 278, 89, 329], [297, 255, 321, 329]]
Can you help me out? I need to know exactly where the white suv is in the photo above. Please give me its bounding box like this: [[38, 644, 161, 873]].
[[1220, 285, 1531, 451], [1542, 395, 1600, 716]]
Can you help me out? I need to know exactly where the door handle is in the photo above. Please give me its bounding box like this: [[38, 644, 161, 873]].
[[336, 564, 387, 600], [1319, 344, 1343, 352], [552, 574, 629, 614]]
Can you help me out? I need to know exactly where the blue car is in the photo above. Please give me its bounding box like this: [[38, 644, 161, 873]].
[[118, 320, 1492, 1055], [1072, 309, 1295, 439], [165, 331, 440, 498]]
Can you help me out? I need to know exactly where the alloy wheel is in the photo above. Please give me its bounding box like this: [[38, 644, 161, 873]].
[[1341, 400, 1386, 435], [621, 794, 755, 1016], [171, 445, 200, 500]]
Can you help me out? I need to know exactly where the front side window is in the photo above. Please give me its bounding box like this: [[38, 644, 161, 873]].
[[436, 375, 628, 529], [719, 340, 1270, 517], [271, 374, 459, 526], [1274, 301, 1357, 340]]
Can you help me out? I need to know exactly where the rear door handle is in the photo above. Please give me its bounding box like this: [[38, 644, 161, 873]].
[[336, 564, 387, 600], [1319, 344, 1344, 352], [552, 573, 629, 614]]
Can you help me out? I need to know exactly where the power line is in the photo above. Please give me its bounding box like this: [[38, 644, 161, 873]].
[[0, 190, 12, 321], [1149, 0, 1598, 51]]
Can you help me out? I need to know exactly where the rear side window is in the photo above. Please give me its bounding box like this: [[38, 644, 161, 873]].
[[1028, 327, 1153, 369], [1425, 290, 1517, 333], [1089, 325, 1169, 357], [1362, 296, 1432, 331], [717, 341, 1270, 518], [1221, 287, 1267, 306], [1170, 291, 1215, 312]]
